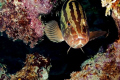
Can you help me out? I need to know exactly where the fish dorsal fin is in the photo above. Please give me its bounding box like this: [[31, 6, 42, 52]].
[[45, 20, 64, 43], [89, 31, 107, 41]]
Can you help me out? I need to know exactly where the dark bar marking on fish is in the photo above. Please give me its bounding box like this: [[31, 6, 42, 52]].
[[63, 0, 69, 11], [69, 1, 82, 34], [68, 1, 78, 35], [63, 8, 68, 25], [69, 2, 76, 22], [74, 1, 81, 22], [74, 1, 83, 34], [61, 0, 70, 32], [60, 18, 66, 33]]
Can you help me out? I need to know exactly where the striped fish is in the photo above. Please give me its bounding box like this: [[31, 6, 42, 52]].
[[45, 0, 106, 51]]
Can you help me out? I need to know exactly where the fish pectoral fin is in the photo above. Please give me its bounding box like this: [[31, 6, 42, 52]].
[[89, 31, 107, 41], [45, 20, 64, 43]]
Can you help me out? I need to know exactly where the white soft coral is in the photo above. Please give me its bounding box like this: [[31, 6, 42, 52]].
[[101, 0, 116, 16]]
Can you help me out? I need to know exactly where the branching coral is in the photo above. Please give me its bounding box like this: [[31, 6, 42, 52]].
[[101, 0, 120, 20], [101, 0, 120, 16], [102, 0, 120, 36], [101, 0, 117, 16]]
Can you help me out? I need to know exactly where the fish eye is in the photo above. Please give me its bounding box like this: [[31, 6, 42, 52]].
[[67, 22, 71, 26]]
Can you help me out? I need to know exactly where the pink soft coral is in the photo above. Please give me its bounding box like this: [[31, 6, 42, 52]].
[[22, 0, 53, 15], [0, 2, 44, 48]]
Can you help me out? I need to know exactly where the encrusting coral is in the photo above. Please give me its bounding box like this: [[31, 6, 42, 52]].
[[10, 53, 51, 80], [0, 53, 51, 80], [0, 63, 10, 80]]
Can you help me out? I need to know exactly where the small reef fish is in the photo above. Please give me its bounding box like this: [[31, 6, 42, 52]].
[[45, 0, 106, 52]]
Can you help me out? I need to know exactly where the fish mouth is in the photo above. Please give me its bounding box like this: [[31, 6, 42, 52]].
[[65, 35, 88, 48], [71, 36, 86, 48], [74, 36, 85, 41]]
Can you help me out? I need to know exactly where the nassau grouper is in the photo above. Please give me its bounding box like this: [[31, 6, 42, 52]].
[[45, 0, 106, 53]]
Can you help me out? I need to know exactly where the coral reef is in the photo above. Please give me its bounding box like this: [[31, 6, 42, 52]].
[[0, 0, 55, 48], [101, 0, 117, 16], [1, 0, 119, 80], [0, 63, 10, 80], [10, 53, 51, 80], [0, 53, 51, 80], [0, 0, 44, 48], [67, 48, 120, 80], [22, 0, 54, 15], [101, 0, 120, 30], [67, 0, 120, 80]]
